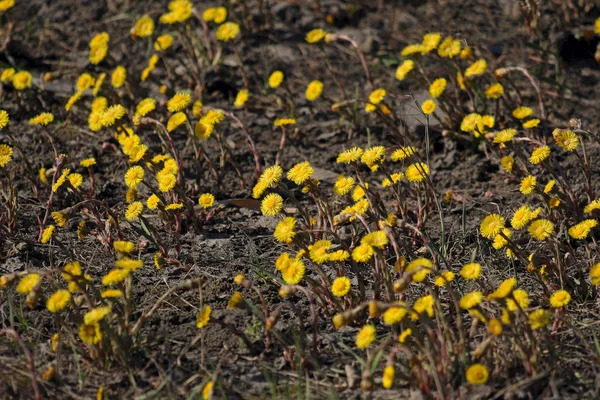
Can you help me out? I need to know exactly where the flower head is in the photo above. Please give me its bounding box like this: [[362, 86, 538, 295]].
[[528, 219, 554, 240], [553, 129, 579, 151], [306, 29, 326, 43], [395, 60, 414, 81], [261, 193, 283, 216], [460, 291, 483, 309], [352, 243, 374, 263], [405, 258, 433, 282], [167, 112, 187, 132], [125, 202, 143, 221], [466, 364, 488, 385], [124, 166, 144, 189], [198, 193, 215, 209], [305, 80, 323, 101], [355, 325, 376, 349], [464, 59, 487, 77], [549, 290, 571, 308], [337, 147, 363, 164], [520, 175, 537, 195], [287, 161, 313, 185], [568, 219, 597, 240], [528, 309, 551, 330], [79, 323, 102, 344], [512, 106, 533, 119], [269, 71, 284, 88], [421, 100, 436, 115], [493, 129, 517, 144], [154, 34, 174, 51], [17, 274, 41, 294], [196, 305, 211, 329], [12, 71, 32, 90], [216, 22, 240, 41], [405, 163, 429, 182], [131, 15, 154, 38], [274, 217, 296, 243], [529, 146, 550, 164], [167, 92, 191, 112], [429, 78, 447, 98], [282, 259, 305, 284], [485, 83, 504, 99], [331, 277, 351, 297], [460, 263, 481, 280]]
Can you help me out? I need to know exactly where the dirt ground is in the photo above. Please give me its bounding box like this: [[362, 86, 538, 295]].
[[1, 0, 600, 399]]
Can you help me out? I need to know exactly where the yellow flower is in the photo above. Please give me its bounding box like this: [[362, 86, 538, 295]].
[[361, 146, 386, 167], [12, 71, 32, 90], [529, 146, 550, 164], [500, 155, 514, 172], [165, 203, 183, 211], [274, 217, 296, 243], [552, 128, 579, 151], [167, 112, 187, 132], [352, 243, 374, 263], [305, 80, 323, 101], [413, 295, 434, 317], [590, 262, 600, 285], [493, 128, 517, 144], [528, 309, 551, 330], [528, 219, 554, 240], [282, 259, 305, 284], [84, 306, 111, 325], [361, 231, 388, 249], [268, 71, 284, 88], [456, 71, 467, 90], [308, 240, 332, 264], [125, 202, 143, 221], [585, 199, 600, 214], [0, 68, 15, 82], [391, 146, 416, 161], [198, 193, 215, 209], [306, 28, 326, 43], [549, 290, 571, 308], [429, 78, 447, 98], [464, 59, 487, 77], [287, 161, 314, 185], [102, 268, 130, 285], [405, 258, 433, 282], [399, 328, 412, 343], [460, 113, 481, 133], [421, 99, 436, 115], [203, 7, 227, 23], [79, 323, 102, 344], [52, 212, 67, 228], [167, 92, 191, 112], [158, 172, 177, 192], [111, 66, 127, 89], [400, 43, 423, 56], [333, 176, 354, 196], [512, 106, 533, 119], [511, 205, 533, 229], [80, 158, 96, 168], [0, 109, 9, 129], [216, 22, 240, 41], [29, 112, 54, 126], [273, 118, 296, 127], [382, 173, 404, 187], [395, 60, 414, 81], [337, 147, 363, 164], [89, 43, 109, 65], [466, 364, 488, 385], [420, 32, 441, 54], [355, 325, 376, 349], [485, 83, 504, 99], [202, 382, 213, 400], [488, 278, 517, 300], [460, 291, 483, 309], [405, 163, 429, 182], [568, 219, 598, 240], [369, 88, 386, 105], [92, 73, 106, 95], [520, 175, 536, 195], [159, 0, 192, 24], [154, 34, 174, 51], [437, 36, 461, 58], [101, 289, 123, 298], [507, 289, 529, 311], [17, 274, 41, 294], [523, 118, 540, 129], [383, 305, 407, 325], [261, 193, 283, 216], [68, 173, 83, 189], [41, 225, 55, 243], [100, 105, 126, 127], [460, 263, 481, 280], [196, 305, 212, 329], [124, 166, 144, 189], [331, 277, 351, 297], [434, 271, 455, 287], [113, 241, 135, 254], [329, 250, 349, 262], [131, 15, 154, 38], [596, 17, 600, 34], [234, 89, 249, 108], [382, 365, 395, 389], [0, 144, 14, 167]]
